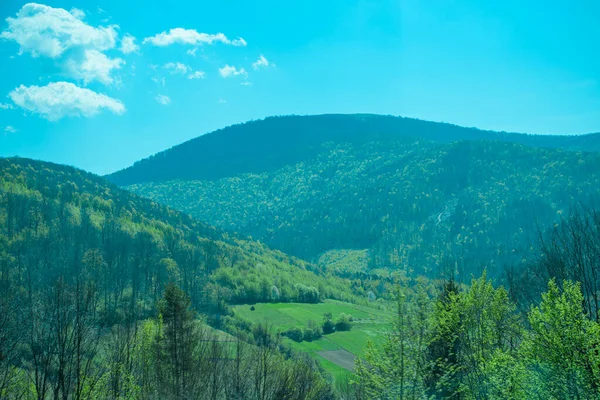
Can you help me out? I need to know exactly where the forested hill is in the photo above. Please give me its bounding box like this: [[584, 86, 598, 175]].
[[106, 114, 600, 185], [122, 137, 600, 280], [1, 157, 350, 398], [0, 157, 356, 313]]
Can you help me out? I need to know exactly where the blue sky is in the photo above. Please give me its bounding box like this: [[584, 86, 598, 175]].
[[0, 0, 599, 175]]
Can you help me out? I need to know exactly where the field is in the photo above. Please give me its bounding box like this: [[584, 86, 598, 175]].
[[232, 300, 393, 382]]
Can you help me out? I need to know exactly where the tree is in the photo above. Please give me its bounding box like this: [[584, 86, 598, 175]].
[[322, 313, 335, 334], [424, 279, 463, 399], [155, 283, 202, 398], [536, 208, 600, 322], [335, 313, 352, 332], [524, 279, 600, 398], [354, 285, 427, 399]]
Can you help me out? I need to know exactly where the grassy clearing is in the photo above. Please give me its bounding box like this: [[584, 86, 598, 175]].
[[232, 299, 392, 381]]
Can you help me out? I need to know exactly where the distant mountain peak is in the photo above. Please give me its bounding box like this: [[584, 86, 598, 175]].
[[106, 114, 600, 186]]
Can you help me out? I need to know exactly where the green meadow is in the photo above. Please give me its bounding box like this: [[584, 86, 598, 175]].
[[232, 300, 393, 382]]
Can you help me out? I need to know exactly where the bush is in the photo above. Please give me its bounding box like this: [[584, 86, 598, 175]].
[[322, 312, 335, 334], [304, 320, 323, 341], [335, 313, 352, 332], [303, 327, 322, 342], [284, 327, 304, 342]]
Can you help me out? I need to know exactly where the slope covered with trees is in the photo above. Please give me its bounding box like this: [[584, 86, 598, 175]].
[[119, 127, 600, 279], [0, 157, 367, 398], [106, 114, 600, 186]]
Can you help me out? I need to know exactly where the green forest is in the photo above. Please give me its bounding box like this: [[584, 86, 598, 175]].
[[2, 115, 600, 399]]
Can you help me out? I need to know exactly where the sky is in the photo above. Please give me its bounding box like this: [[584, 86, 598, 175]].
[[0, 0, 599, 175]]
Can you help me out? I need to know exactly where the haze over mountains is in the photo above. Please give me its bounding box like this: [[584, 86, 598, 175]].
[[106, 114, 600, 280]]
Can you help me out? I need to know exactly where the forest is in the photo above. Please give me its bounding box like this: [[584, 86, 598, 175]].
[[2, 115, 600, 399], [119, 116, 600, 282]]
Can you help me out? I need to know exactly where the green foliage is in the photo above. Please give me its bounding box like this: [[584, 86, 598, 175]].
[[303, 320, 323, 342], [354, 274, 600, 400], [335, 313, 352, 332], [322, 313, 336, 334], [108, 114, 600, 186], [124, 129, 600, 282], [355, 283, 430, 399], [524, 279, 600, 398], [294, 283, 321, 303], [284, 327, 304, 342], [0, 158, 344, 399]]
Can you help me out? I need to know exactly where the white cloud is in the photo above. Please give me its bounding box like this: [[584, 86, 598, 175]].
[[119, 34, 139, 54], [219, 64, 247, 78], [65, 49, 124, 85], [218, 99, 227, 104], [186, 47, 197, 56], [240, 81, 253, 86], [155, 94, 171, 105], [69, 8, 85, 19], [0, 103, 14, 109], [4, 126, 18, 134], [188, 71, 206, 80], [0, 3, 118, 58], [151, 76, 166, 86], [9, 81, 125, 120], [1, 4, 125, 86], [143, 28, 246, 47], [164, 62, 190, 75], [252, 55, 271, 70]]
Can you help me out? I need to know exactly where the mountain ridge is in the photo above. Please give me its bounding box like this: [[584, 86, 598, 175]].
[[105, 114, 600, 186], [119, 135, 600, 279]]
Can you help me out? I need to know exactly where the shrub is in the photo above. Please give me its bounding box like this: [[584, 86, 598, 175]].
[[304, 320, 323, 341], [335, 313, 352, 332], [322, 312, 335, 334], [284, 327, 304, 342]]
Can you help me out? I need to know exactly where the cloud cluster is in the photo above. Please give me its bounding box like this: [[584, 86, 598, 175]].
[[164, 62, 190, 75], [119, 34, 139, 54], [188, 71, 206, 80], [219, 65, 247, 78], [162, 62, 205, 80], [1, 3, 127, 88], [9, 82, 125, 120], [1, 3, 269, 122], [155, 94, 171, 105], [65, 50, 125, 85], [0, 3, 118, 58], [4, 126, 18, 134], [252, 55, 270, 70], [143, 28, 246, 47]]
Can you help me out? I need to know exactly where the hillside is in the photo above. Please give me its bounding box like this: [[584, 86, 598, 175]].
[[0, 157, 353, 398], [0, 157, 361, 316], [106, 114, 600, 185], [109, 116, 600, 279]]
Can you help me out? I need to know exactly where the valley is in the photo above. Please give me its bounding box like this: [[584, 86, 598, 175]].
[[2, 115, 600, 398]]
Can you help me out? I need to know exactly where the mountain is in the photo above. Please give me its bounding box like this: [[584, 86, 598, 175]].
[[106, 114, 600, 186], [107, 115, 600, 279]]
